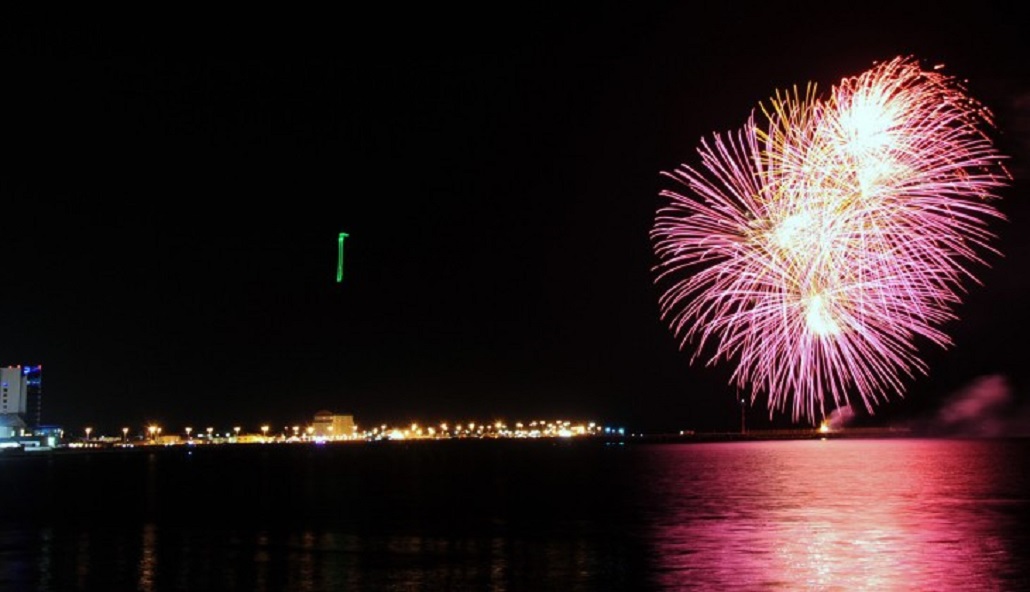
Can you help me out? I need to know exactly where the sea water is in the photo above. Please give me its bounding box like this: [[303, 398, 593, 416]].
[[0, 437, 1027, 591]]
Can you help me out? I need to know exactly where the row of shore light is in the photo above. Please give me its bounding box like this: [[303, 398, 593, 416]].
[[68, 420, 621, 448]]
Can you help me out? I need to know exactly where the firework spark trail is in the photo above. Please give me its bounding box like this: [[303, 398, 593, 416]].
[[652, 56, 1011, 424]]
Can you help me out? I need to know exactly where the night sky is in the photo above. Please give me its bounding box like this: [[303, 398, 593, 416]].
[[2, 6, 1029, 436]]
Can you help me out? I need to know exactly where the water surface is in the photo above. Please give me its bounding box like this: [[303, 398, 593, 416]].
[[0, 438, 1026, 590]]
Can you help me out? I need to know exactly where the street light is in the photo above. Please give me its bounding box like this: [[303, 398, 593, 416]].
[[122, 427, 129, 443], [84, 427, 92, 443], [206, 426, 213, 441], [261, 425, 269, 441], [233, 426, 241, 441]]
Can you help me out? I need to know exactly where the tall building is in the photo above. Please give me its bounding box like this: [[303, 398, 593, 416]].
[[23, 365, 42, 429], [0, 365, 42, 430]]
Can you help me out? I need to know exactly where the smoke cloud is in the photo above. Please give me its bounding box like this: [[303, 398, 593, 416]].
[[927, 374, 1030, 437], [824, 405, 855, 430]]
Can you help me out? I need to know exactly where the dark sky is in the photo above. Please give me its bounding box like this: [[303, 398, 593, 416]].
[[2, 5, 1029, 436]]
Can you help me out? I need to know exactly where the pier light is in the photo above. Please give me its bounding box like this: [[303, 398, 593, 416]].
[[122, 427, 129, 442], [85, 427, 92, 441]]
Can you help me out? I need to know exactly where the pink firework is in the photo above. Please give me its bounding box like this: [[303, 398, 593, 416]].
[[652, 56, 1011, 424]]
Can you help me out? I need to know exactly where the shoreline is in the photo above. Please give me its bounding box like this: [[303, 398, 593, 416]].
[[4, 426, 1022, 456]]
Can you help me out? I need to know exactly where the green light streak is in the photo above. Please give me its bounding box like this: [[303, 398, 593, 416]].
[[337, 232, 349, 282]]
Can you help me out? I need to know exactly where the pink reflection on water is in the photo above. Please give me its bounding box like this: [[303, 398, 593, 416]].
[[640, 439, 1027, 590]]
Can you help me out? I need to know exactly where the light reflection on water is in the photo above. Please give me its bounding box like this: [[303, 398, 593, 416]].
[[2, 526, 618, 591], [0, 438, 1027, 590], [639, 439, 1030, 591]]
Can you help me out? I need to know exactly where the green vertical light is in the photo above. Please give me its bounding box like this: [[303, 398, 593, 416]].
[[337, 232, 349, 282]]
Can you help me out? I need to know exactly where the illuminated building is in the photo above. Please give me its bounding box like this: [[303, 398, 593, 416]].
[[312, 410, 356, 440], [0, 365, 42, 431], [0, 413, 26, 439], [23, 365, 43, 429]]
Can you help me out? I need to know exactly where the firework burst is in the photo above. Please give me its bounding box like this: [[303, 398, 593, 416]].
[[652, 56, 1011, 424]]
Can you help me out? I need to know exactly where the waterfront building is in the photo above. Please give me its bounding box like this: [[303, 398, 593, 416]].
[[0, 413, 26, 439], [23, 365, 42, 428], [0, 365, 43, 432], [312, 410, 356, 440]]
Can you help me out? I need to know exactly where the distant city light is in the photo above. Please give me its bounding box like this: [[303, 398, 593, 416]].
[[49, 417, 620, 449]]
